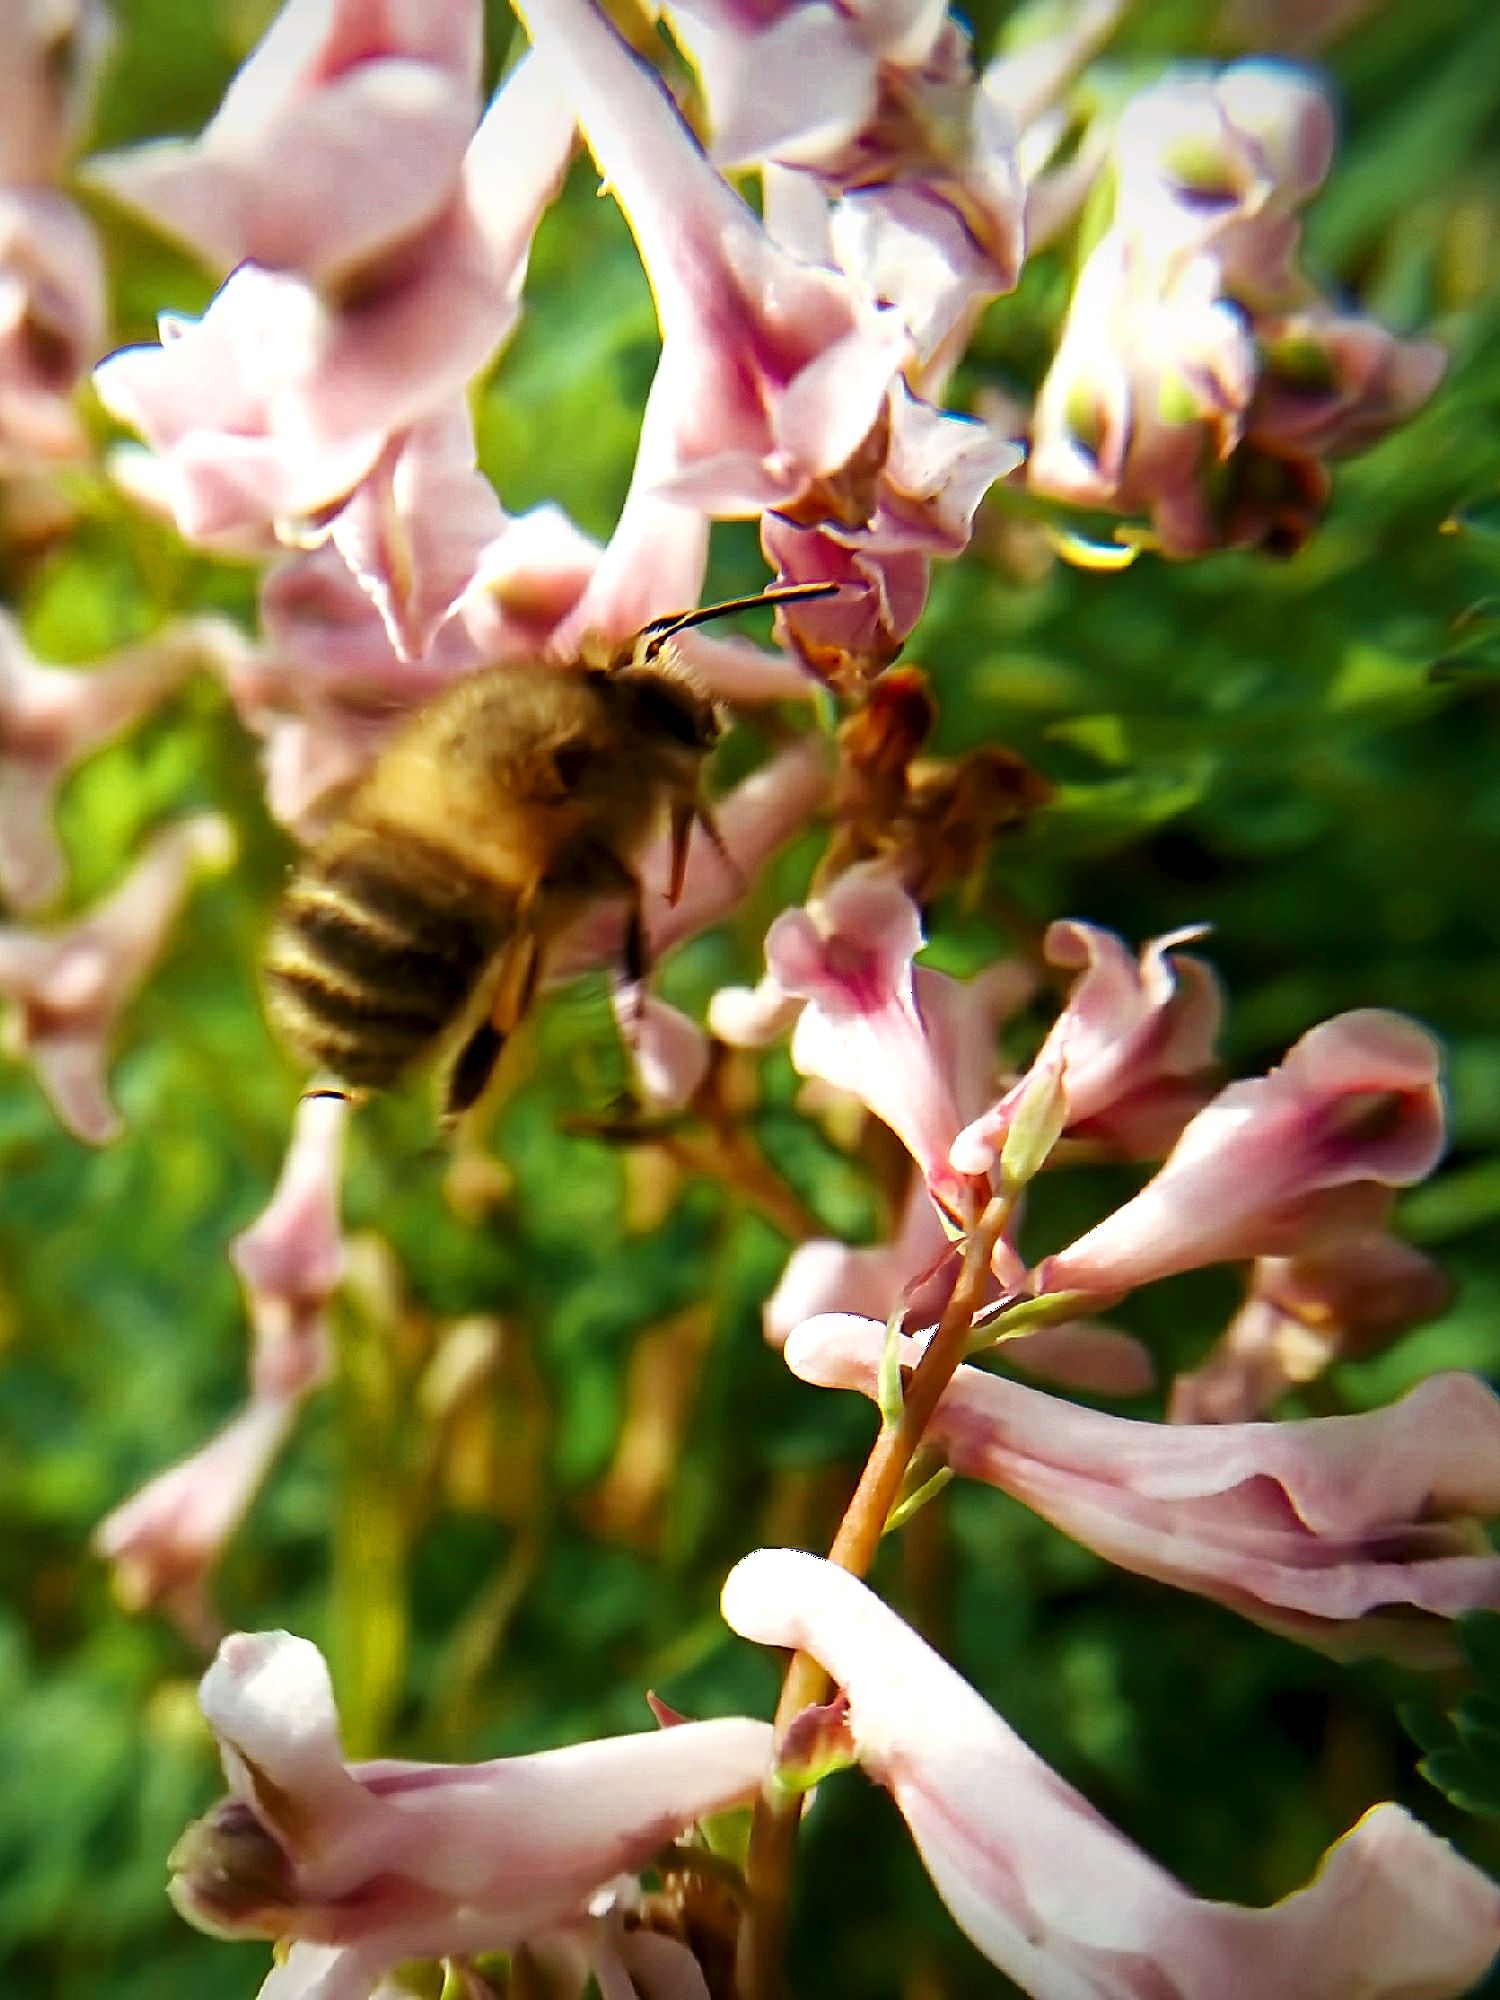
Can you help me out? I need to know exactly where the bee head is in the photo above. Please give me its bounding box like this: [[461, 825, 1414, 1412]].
[[608, 661, 722, 763]]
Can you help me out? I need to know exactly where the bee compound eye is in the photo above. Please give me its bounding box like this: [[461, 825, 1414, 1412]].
[[626, 675, 717, 752]]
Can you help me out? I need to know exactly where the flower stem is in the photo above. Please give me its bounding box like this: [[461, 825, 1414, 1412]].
[[733, 1194, 1011, 2000]]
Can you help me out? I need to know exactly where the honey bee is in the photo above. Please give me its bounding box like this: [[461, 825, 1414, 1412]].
[[263, 584, 835, 1118]]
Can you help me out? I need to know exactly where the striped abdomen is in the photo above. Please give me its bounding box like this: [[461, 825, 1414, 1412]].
[[264, 828, 512, 1090]]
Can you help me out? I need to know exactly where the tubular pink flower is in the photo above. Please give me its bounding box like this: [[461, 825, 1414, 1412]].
[[96, 1099, 348, 1647], [615, 989, 711, 1113], [324, 404, 509, 664], [788, 1315, 1500, 1662], [1037, 1009, 1445, 1299], [766, 1171, 958, 1348], [0, 814, 233, 1141], [170, 1628, 772, 1997], [1028, 238, 1261, 554], [92, 52, 575, 544], [0, 613, 210, 909], [722, 1549, 1500, 1995], [86, 0, 482, 281], [0, 0, 109, 186], [1169, 1234, 1453, 1425], [1110, 60, 1335, 295], [93, 1396, 298, 1649], [717, 894, 1036, 1228], [512, 0, 911, 519], [952, 921, 1222, 1172], [0, 188, 106, 469], [1029, 61, 1440, 557], [761, 866, 976, 1222], [233, 1090, 350, 1402], [746, 949, 1057, 1345], [662, 0, 946, 172], [759, 515, 930, 667], [768, 1174, 1153, 1395], [1251, 308, 1447, 459], [760, 376, 1021, 668], [666, 3, 1023, 370]]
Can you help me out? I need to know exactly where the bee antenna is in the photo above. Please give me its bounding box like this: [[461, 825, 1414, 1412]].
[[638, 582, 841, 660]]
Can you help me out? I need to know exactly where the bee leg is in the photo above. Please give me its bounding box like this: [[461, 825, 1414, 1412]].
[[442, 932, 544, 1122], [621, 883, 648, 990], [444, 1020, 506, 1119], [667, 798, 694, 905], [491, 927, 544, 1037]]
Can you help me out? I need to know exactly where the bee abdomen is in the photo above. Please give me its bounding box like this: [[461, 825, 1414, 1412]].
[[266, 832, 509, 1090]]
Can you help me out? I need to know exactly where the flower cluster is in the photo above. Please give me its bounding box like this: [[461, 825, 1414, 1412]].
[[1028, 60, 1445, 555]]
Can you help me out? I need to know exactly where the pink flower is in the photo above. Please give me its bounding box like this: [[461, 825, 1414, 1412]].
[[321, 404, 505, 662], [662, 0, 948, 174], [233, 1090, 350, 1401], [0, 0, 109, 186], [788, 1314, 1500, 1662], [0, 613, 214, 908], [0, 189, 106, 469], [512, 0, 911, 520], [758, 514, 930, 670], [93, 52, 575, 544], [1028, 237, 1261, 556], [1169, 1233, 1452, 1424], [95, 1098, 348, 1647], [763, 383, 1021, 670], [719, 866, 980, 1224], [768, 1174, 1153, 1396], [86, 0, 482, 281], [0, 814, 234, 1141], [1037, 1009, 1445, 1299], [666, 3, 1024, 369], [765, 1173, 959, 1348], [514, 0, 1020, 676], [1251, 307, 1446, 458], [722, 1548, 1500, 1995], [952, 920, 1223, 1171], [1110, 62, 1335, 293], [93, 1397, 298, 1649], [615, 989, 711, 1113], [169, 1628, 772, 1998], [1029, 62, 1442, 557]]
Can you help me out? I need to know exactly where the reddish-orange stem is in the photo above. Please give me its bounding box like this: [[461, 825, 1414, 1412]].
[[733, 1195, 1010, 2000]]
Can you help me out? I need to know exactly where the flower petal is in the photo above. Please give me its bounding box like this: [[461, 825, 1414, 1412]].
[[1038, 1009, 1444, 1297], [786, 1314, 1500, 1661], [722, 1549, 1500, 1996]]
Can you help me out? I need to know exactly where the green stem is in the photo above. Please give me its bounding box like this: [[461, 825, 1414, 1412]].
[[733, 1195, 1011, 2000]]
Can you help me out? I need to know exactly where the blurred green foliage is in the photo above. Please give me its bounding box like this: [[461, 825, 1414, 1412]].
[[2, 0, 1500, 1996]]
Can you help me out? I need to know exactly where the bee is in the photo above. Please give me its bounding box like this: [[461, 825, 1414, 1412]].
[[263, 583, 835, 1119]]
